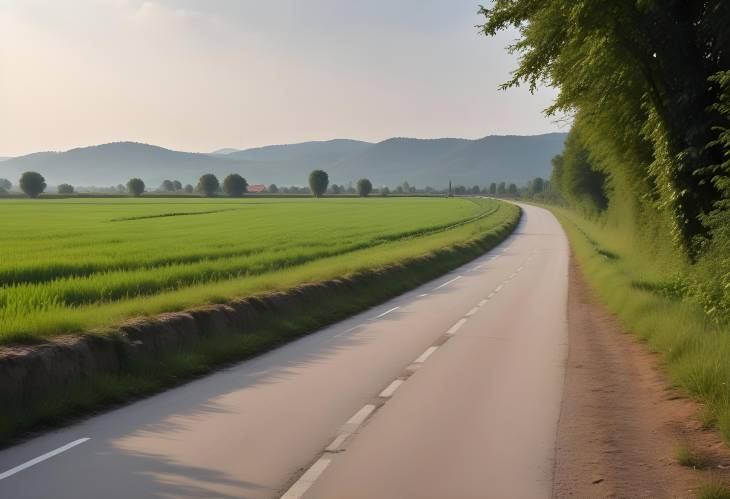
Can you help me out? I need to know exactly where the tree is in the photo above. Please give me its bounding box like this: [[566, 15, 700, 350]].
[[222, 174, 248, 197], [172, 180, 182, 191], [480, 0, 730, 253], [57, 183, 74, 194], [508, 183, 518, 196], [127, 178, 145, 197], [116, 184, 126, 193], [357, 178, 373, 197], [489, 182, 497, 195], [308, 170, 329, 197], [529, 177, 545, 195], [19, 171, 46, 198], [471, 185, 481, 194], [329, 183, 342, 195], [381, 186, 390, 196], [160, 180, 174, 192], [268, 184, 279, 193], [197, 174, 220, 197], [497, 182, 506, 195], [0, 178, 11, 192], [183, 184, 194, 194]]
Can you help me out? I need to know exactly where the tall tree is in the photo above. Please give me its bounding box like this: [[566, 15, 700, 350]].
[[308, 170, 329, 197], [19, 172, 46, 198]]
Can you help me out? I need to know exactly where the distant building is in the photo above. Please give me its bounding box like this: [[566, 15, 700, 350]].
[[247, 184, 266, 193]]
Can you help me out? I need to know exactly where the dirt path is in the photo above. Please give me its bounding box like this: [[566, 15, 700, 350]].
[[553, 256, 730, 498]]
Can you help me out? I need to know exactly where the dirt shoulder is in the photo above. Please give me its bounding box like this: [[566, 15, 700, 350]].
[[553, 255, 730, 498]]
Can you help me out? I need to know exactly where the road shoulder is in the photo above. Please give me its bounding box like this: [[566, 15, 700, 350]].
[[553, 255, 730, 497]]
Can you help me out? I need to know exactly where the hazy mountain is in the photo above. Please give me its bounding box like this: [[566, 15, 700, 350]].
[[211, 148, 239, 155], [0, 134, 566, 188]]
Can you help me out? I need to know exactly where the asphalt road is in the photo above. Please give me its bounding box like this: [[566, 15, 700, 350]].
[[0, 203, 569, 499]]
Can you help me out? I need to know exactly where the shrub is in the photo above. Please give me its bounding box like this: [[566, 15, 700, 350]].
[[309, 170, 329, 197], [126, 178, 145, 197], [57, 183, 74, 195], [197, 174, 220, 197], [357, 178, 373, 197], [223, 174, 248, 197], [19, 172, 46, 198]]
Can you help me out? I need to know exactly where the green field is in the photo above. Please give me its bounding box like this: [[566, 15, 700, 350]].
[[0, 196, 512, 344]]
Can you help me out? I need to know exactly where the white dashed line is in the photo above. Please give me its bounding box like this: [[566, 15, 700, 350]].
[[478, 299, 488, 307], [414, 346, 438, 364], [517, 266, 524, 272], [374, 306, 399, 319], [446, 318, 468, 336], [0, 438, 90, 481], [345, 404, 376, 427], [280, 457, 332, 499], [379, 379, 404, 398], [487, 292, 495, 299], [435, 275, 462, 290], [495, 284, 504, 293], [418, 293, 429, 297], [465, 307, 479, 317]]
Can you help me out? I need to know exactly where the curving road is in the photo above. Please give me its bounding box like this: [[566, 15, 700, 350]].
[[0, 203, 569, 499]]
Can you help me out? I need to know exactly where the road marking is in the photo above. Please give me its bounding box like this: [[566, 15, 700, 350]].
[[379, 379, 404, 398], [509, 272, 517, 279], [446, 318, 468, 336], [280, 457, 332, 499], [487, 292, 495, 299], [414, 346, 438, 364], [517, 266, 524, 272], [333, 325, 360, 338], [495, 284, 504, 293], [345, 404, 377, 427], [465, 306, 479, 317], [492, 254, 501, 260], [374, 306, 399, 319], [478, 299, 488, 307], [0, 438, 90, 481], [435, 275, 462, 290], [418, 293, 429, 297]]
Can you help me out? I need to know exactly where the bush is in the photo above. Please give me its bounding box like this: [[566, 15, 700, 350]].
[[126, 178, 145, 197], [197, 174, 220, 197], [57, 183, 74, 195], [357, 178, 373, 197], [309, 170, 329, 197], [223, 174, 248, 197], [19, 172, 46, 198]]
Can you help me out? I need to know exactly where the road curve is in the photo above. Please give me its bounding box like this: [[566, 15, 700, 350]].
[[0, 203, 569, 499]]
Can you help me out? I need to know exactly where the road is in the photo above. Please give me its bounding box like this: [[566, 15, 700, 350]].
[[0, 203, 569, 499]]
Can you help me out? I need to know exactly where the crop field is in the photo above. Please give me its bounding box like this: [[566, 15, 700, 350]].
[[0, 196, 515, 344]]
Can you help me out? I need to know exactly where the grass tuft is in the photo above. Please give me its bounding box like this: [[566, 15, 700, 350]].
[[697, 483, 730, 499], [677, 445, 711, 470]]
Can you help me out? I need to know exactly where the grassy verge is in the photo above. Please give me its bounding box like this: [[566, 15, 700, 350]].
[[548, 205, 730, 443], [0, 201, 520, 446]]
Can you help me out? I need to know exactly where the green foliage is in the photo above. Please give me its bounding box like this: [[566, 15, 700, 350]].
[[222, 174, 248, 197], [197, 173, 220, 197], [160, 180, 174, 192], [0, 197, 512, 343], [126, 178, 145, 197], [183, 184, 194, 194], [697, 483, 730, 499], [19, 171, 46, 198], [308, 169, 329, 197], [172, 180, 182, 191], [268, 184, 279, 194], [0, 178, 11, 191], [497, 182, 506, 195], [356, 178, 373, 197], [480, 0, 730, 253], [489, 182, 496, 195], [57, 183, 74, 195], [507, 183, 518, 196]]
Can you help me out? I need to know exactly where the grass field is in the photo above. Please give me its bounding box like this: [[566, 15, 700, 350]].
[[0, 196, 508, 344]]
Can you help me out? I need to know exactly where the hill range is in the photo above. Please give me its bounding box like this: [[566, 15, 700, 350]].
[[0, 133, 566, 188]]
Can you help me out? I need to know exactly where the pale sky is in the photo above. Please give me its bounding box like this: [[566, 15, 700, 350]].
[[0, 0, 562, 156]]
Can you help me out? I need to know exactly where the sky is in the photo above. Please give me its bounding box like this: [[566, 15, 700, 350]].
[[0, 0, 563, 156]]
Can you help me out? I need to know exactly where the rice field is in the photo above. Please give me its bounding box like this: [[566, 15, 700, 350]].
[[0, 196, 514, 343]]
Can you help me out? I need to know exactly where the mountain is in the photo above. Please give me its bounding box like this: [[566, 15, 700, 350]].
[[0, 134, 566, 188], [210, 148, 239, 155]]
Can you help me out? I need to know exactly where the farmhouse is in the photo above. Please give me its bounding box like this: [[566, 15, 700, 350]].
[[247, 184, 266, 193]]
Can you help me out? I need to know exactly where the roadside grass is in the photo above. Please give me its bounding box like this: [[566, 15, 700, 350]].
[[0, 199, 520, 445], [0, 197, 498, 343], [550, 206, 730, 444], [697, 483, 730, 499], [677, 445, 711, 470]]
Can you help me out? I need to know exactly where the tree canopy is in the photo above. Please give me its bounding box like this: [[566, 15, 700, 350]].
[[19, 172, 46, 198], [308, 170, 329, 197], [223, 174, 248, 197]]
